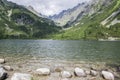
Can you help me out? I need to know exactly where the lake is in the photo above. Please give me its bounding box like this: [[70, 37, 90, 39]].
[[0, 40, 120, 64]]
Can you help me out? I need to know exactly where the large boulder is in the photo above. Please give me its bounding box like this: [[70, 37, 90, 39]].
[[74, 67, 86, 77], [61, 71, 72, 78], [35, 68, 50, 76], [0, 67, 8, 80], [101, 71, 114, 80], [0, 59, 5, 64], [11, 73, 32, 80]]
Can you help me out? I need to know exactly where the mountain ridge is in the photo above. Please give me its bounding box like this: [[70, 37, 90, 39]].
[[0, 0, 60, 39], [49, 2, 89, 27], [52, 0, 120, 40]]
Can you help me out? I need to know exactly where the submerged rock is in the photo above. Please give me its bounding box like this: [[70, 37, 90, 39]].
[[54, 66, 64, 72], [61, 71, 72, 78], [3, 66, 13, 71], [102, 71, 114, 80], [35, 68, 50, 76], [61, 78, 69, 80], [74, 67, 86, 77], [0, 67, 8, 80], [11, 73, 32, 80], [0, 59, 5, 64]]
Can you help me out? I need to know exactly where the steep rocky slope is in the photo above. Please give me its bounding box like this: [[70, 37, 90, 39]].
[[49, 0, 113, 27], [52, 0, 120, 40], [49, 2, 89, 27], [0, 0, 60, 39]]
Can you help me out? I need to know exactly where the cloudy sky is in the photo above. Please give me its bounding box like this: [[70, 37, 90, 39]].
[[7, 0, 90, 16]]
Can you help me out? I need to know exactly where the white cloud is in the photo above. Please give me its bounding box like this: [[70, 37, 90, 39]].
[[7, 0, 90, 16]]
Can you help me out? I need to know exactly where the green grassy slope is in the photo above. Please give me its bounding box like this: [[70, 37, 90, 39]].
[[0, 0, 60, 39], [52, 0, 120, 40]]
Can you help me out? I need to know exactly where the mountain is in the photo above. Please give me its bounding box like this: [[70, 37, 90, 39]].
[[26, 5, 48, 18], [25, 5, 43, 17], [52, 0, 120, 40], [49, 2, 90, 27], [0, 0, 60, 39], [49, 0, 113, 27]]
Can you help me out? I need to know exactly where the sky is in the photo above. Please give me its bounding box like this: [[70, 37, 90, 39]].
[[7, 0, 90, 16]]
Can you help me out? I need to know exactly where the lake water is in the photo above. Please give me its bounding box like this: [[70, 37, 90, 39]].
[[0, 40, 120, 64]]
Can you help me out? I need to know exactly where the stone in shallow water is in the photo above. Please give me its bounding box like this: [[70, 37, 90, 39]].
[[61, 78, 69, 80], [11, 73, 32, 80], [35, 68, 50, 76], [85, 70, 90, 75], [0, 67, 8, 80], [74, 67, 86, 77], [3, 66, 13, 71], [90, 70, 98, 76], [102, 71, 114, 80], [54, 66, 64, 72], [0, 59, 5, 64], [61, 71, 72, 78]]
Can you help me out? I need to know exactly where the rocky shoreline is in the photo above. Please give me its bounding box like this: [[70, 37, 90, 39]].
[[0, 58, 120, 80]]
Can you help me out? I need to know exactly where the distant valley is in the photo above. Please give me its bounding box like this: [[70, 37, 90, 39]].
[[0, 0, 120, 40]]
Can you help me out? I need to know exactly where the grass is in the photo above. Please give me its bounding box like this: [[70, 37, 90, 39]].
[[52, 0, 120, 40]]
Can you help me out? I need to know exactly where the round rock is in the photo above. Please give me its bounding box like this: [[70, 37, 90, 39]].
[[61, 71, 72, 78], [54, 66, 64, 72], [0, 67, 8, 80], [36, 68, 50, 76], [74, 67, 86, 77], [11, 73, 32, 80], [90, 70, 98, 76], [102, 71, 114, 80], [0, 59, 5, 64], [3, 66, 13, 71]]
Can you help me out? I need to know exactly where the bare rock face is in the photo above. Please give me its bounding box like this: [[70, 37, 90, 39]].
[[0, 59, 5, 64], [11, 73, 32, 80], [74, 67, 86, 77], [102, 71, 114, 80], [0, 67, 8, 80], [61, 71, 72, 78], [35, 68, 50, 76]]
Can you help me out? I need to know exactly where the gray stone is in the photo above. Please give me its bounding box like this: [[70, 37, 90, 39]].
[[61, 71, 72, 78], [3, 66, 13, 71], [61, 78, 69, 80], [11, 73, 32, 80], [74, 67, 86, 77], [85, 70, 90, 75], [0, 68, 8, 80], [54, 66, 64, 72], [0, 59, 5, 64], [90, 70, 98, 76], [102, 71, 114, 80], [35, 68, 50, 76]]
